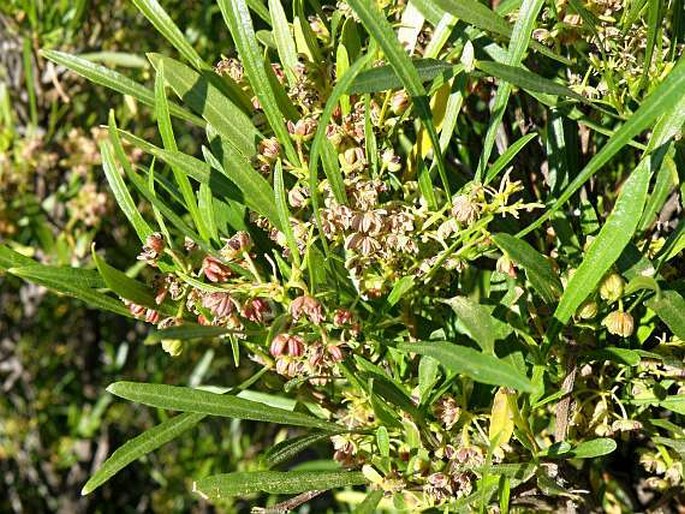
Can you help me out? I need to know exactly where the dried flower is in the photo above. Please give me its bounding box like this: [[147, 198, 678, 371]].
[[138, 232, 165, 265], [291, 295, 324, 324]]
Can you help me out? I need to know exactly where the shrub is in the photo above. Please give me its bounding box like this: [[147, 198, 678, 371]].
[[2, 0, 685, 511]]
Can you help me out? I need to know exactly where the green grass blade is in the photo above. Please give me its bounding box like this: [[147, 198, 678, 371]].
[[475, 0, 545, 180], [40, 50, 203, 126], [100, 141, 153, 243], [148, 54, 259, 159], [193, 470, 366, 499], [269, 0, 299, 84], [519, 57, 685, 236], [155, 61, 210, 242], [107, 381, 341, 431], [82, 413, 205, 495], [217, 0, 300, 165], [396, 341, 533, 391], [347, 0, 450, 197], [492, 233, 563, 304]]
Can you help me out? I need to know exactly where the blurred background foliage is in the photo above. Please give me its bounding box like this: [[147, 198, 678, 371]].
[[0, 2, 283, 512]]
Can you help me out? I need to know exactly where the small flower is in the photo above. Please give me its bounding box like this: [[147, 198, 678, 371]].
[[339, 146, 366, 174], [202, 255, 233, 283], [241, 298, 271, 324], [602, 310, 634, 337], [381, 148, 402, 172], [288, 186, 309, 209], [270, 333, 289, 357], [291, 295, 324, 324], [287, 117, 316, 142], [496, 255, 517, 278], [221, 232, 252, 260], [333, 308, 354, 327], [434, 396, 461, 430], [258, 137, 281, 161], [137, 232, 165, 265], [451, 195, 480, 225], [599, 272, 624, 303], [202, 292, 236, 318]]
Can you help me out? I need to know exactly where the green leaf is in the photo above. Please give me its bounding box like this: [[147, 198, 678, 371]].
[[0, 245, 38, 269], [148, 54, 259, 159], [209, 134, 282, 230], [585, 348, 641, 366], [193, 470, 366, 499], [348, 58, 454, 94], [82, 412, 205, 495], [100, 141, 153, 243], [5, 263, 130, 317], [476, 0, 545, 180], [155, 60, 209, 242], [476, 61, 586, 104], [146, 324, 236, 342], [485, 133, 537, 184], [520, 57, 685, 236], [387, 276, 415, 307], [547, 155, 651, 341], [353, 490, 384, 514], [442, 297, 499, 353], [492, 233, 562, 304], [217, 0, 299, 165], [396, 341, 533, 392], [40, 50, 202, 125], [107, 382, 341, 431], [646, 289, 685, 340], [347, 0, 450, 197], [264, 433, 334, 468], [274, 160, 301, 265], [568, 438, 617, 459], [269, 0, 299, 84]]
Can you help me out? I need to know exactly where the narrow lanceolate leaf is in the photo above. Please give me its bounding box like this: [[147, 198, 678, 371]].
[[40, 50, 202, 125], [274, 160, 301, 265], [492, 233, 562, 304], [132, 0, 208, 71], [3, 262, 130, 318], [353, 490, 384, 514], [155, 61, 209, 242], [263, 433, 333, 468], [82, 412, 205, 495], [442, 297, 497, 353], [485, 133, 538, 185], [269, 0, 299, 84], [476, 61, 587, 104], [347, 0, 450, 197], [396, 341, 534, 392], [476, 0, 545, 180], [193, 471, 366, 499], [100, 141, 153, 243], [568, 438, 617, 459], [520, 57, 685, 236], [210, 135, 282, 230], [107, 382, 341, 431], [646, 290, 685, 340], [148, 54, 259, 158], [548, 162, 651, 341], [217, 0, 299, 165]]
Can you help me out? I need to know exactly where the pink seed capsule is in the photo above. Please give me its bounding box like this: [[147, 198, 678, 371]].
[[270, 333, 289, 357]]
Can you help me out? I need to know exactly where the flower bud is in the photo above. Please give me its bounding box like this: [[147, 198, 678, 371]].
[[576, 299, 598, 320], [161, 339, 183, 357], [599, 273, 624, 304], [391, 90, 410, 115], [602, 310, 634, 337]]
